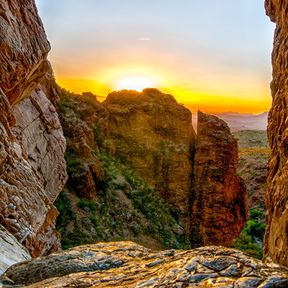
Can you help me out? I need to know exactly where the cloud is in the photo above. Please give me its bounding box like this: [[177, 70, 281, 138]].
[[137, 37, 152, 41]]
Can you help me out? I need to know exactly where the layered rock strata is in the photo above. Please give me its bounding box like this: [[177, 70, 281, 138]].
[[1, 241, 288, 287], [264, 0, 288, 267], [191, 112, 248, 247], [0, 0, 67, 259]]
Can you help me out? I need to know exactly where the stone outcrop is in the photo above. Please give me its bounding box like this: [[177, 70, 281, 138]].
[[58, 89, 247, 249], [1, 241, 288, 287], [100, 89, 196, 230], [0, 225, 30, 275], [0, 0, 67, 260], [0, 0, 251, 277], [191, 112, 248, 247], [264, 0, 288, 267]]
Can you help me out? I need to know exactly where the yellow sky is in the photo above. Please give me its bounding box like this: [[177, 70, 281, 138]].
[[55, 66, 271, 114], [39, 0, 274, 114]]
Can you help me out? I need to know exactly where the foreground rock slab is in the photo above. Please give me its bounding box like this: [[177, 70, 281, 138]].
[[1, 242, 287, 287]]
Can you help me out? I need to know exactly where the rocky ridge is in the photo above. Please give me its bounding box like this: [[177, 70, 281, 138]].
[[1, 0, 288, 286], [1, 241, 288, 287], [57, 89, 247, 250], [101, 89, 195, 232]]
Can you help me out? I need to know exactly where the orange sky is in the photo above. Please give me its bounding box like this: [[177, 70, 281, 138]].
[[37, 0, 274, 114], [55, 65, 272, 114]]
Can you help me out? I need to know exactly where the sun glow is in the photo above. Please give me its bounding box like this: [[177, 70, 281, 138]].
[[115, 77, 154, 91]]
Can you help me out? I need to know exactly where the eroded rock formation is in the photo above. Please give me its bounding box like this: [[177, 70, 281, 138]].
[[0, 0, 67, 260], [101, 89, 195, 229], [57, 89, 247, 249], [1, 241, 288, 287], [192, 112, 248, 247], [264, 0, 288, 267], [0, 0, 253, 278]]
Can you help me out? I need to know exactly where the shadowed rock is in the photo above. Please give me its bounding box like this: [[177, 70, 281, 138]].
[[0, 0, 67, 259], [191, 112, 248, 247], [264, 0, 288, 267]]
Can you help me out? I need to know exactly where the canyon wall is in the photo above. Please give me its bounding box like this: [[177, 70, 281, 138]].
[[191, 112, 248, 247], [101, 89, 195, 231], [57, 89, 247, 249], [0, 0, 250, 275], [264, 0, 288, 267], [0, 0, 67, 262]]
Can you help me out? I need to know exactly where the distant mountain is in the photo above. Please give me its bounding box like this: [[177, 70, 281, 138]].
[[192, 112, 268, 132]]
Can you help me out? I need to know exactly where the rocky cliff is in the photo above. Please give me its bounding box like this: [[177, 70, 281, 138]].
[[0, 0, 255, 280], [264, 0, 288, 267], [55, 89, 247, 251], [57, 89, 195, 249], [101, 89, 195, 231], [0, 0, 67, 263], [192, 112, 248, 247], [1, 242, 288, 287]]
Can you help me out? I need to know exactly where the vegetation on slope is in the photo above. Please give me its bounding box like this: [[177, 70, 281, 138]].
[[56, 91, 269, 258], [55, 90, 190, 250]]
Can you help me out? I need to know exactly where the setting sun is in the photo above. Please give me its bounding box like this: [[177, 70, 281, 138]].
[[115, 77, 154, 92]]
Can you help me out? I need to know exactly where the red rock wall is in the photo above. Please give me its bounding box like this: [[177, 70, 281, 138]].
[[264, 0, 288, 267], [0, 0, 67, 258], [191, 112, 248, 247]]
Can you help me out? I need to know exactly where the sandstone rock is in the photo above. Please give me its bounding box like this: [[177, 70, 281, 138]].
[[0, 225, 31, 275], [13, 88, 67, 202], [1, 242, 287, 287], [0, 0, 67, 259], [100, 88, 196, 231], [264, 0, 288, 267], [0, 0, 50, 104], [59, 89, 248, 249], [191, 112, 248, 247]]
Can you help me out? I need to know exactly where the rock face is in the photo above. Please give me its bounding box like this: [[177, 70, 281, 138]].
[[191, 112, 248, 247], [0, 0, 50, 104], [264, 0, 288, 267], [0, 225, 31, 275], [57, 90, 247, 249], [1, 241, 288, 287], [101, 89, 195, 229], [0, 0, 248, 275], [0, 0, 67, 260]]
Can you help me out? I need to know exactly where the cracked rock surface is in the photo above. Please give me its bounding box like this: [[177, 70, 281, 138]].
[[1, 242, 287, 287]]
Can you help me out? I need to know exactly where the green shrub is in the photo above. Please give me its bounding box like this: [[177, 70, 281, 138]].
[[93, 127, 104, 147], [78, 198, 97, 212], [232, 205, 265, 259], [54, 191, 76, 234], [65, 148, 86, 176]]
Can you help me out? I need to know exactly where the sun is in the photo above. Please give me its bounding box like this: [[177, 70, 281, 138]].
[[115, 77, 154, 92]]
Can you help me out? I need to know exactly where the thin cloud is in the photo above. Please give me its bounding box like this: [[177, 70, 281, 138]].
[[137, 37, 152, 41]]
